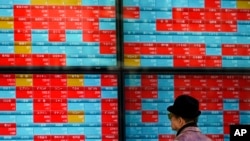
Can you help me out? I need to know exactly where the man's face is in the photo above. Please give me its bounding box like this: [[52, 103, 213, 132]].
[[168, 113, 183, 131]]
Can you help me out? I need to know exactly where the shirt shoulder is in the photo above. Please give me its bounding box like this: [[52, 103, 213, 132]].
[[175, 127, 212, 141]]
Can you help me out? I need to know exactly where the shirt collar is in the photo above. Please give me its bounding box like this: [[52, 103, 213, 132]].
[[176, 122, 198, 136]]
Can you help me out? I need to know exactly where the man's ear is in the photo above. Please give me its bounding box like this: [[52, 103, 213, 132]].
[[179, 117, 186, 126]]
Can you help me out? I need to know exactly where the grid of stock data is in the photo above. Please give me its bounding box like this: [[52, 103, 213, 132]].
[[0, 0, 250, 141], [0, 0, 116, 66], [125, 74, 250, 141], [123, 0, 250, 68], [0, 74, 118, 141]]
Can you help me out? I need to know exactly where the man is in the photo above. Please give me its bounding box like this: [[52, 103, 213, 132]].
[[167, 95, 211, 141]]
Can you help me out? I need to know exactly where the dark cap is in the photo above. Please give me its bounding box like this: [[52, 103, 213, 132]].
[[167, 95, 201, 119]]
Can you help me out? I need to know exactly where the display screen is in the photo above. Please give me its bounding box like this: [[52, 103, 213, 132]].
[[0, 0, 116, 67], [123, 0, 250, 68], [0, 74, 118, 141], [125, 74, 250, 140]]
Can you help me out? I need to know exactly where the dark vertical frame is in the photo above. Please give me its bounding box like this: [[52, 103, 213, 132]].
[[116, 0, 125, 140]]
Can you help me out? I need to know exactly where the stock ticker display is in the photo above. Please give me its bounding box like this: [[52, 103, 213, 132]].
[[125, 74, 250, 141], [0, 0, 116, 67], [123, 0, 250, 68], [0, 74, 118, 141], [1, 0, 250, 141]]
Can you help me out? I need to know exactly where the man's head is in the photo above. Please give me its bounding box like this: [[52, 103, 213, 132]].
[[167, 95, 201, 131]]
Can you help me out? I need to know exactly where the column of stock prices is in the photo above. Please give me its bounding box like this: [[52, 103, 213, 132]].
[[0, 0, 116, 67], [123, 0, 250, 68], [125, 74, 250, 141], [0, 74, 118, 141]]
